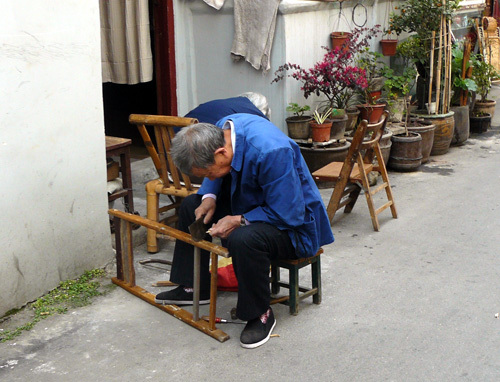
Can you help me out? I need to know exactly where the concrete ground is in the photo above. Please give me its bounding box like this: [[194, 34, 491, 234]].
[[2, 90, 500, 381]]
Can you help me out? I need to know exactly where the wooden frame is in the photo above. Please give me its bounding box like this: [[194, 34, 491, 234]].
[[109, 209, 230, 342]]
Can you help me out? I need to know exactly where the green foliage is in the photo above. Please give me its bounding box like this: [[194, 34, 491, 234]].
[[0, 269, 109, 342], [286, 102, 310, 117], [382, 66, 417, 99], [396, 36, 426, 66], [450, 45, 477, 105], [471, 54, 499, 101]]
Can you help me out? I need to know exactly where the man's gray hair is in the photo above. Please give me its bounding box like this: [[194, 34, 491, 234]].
[[171, 123, 225, 175], [239, 92, 271, 119]]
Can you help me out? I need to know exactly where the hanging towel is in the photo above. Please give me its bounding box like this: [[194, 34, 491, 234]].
[[231, 0, 281, 73], [203, 0, 225, 10]]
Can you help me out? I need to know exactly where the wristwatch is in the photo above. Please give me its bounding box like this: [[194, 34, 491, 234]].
[[240, 215, 246, 227]]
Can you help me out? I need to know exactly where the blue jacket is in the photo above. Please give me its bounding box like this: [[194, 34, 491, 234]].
[[185, 97, 267, 124], [198, 113, 334, 257]]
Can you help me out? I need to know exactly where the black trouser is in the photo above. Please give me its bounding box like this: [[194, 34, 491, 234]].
[[169, 189, 297, 321]]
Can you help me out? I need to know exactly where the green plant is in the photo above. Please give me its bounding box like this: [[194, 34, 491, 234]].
[[383, 66, 417, 99], [0, 269, 111, 342], [450, 44, 477, 106], [313, 107, 332, 124], [286, 102, 310, 117], [356, 48, 387, 104], [471, 54, 499, 101]]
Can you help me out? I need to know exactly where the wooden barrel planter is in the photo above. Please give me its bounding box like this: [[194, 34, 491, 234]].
[[388, 132, 423, 172], [411, 110, 454, 156], [407, 120, 436, 164], [379, 128, 393, 166], [450, 105, 469, 146]]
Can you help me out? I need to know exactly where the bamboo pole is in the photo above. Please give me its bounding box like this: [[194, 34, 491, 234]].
[[435, 14, 444, 115], [428, 31, 436, 110], [446, 19, 453, 112]]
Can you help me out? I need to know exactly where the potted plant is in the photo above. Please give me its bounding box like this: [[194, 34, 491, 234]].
[[471, 54, 498, 119], [450, 42, 477, 145], [285, 102, 312, 140], [273, 26, 381, 112], [389, 0, 461, 111], [310, 107, 333, 142], [382, 65, 417, 123], [387, 95, 424, 172]]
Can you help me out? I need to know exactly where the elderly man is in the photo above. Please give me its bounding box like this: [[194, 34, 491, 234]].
[[155, 113, 334, 348]]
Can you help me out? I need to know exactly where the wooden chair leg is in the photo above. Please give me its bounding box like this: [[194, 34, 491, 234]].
[[374, 145, 398, 219], [271, 262, 280, 295], [344, 184, 362, 213], [146, 181, 160, 253], [326, 175, 351, 224], [289, 266, 299, 315], [312, 257, 321, 305]]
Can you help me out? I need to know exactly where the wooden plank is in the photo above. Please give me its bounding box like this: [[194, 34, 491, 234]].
[[111, 278, 230, 343], [119, 219, 135, 286]]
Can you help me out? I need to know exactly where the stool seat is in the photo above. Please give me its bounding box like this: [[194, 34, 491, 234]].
[[270, 248, 323, 315]]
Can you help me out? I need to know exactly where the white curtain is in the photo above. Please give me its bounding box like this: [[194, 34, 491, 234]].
[[100, 0, 153, 84]]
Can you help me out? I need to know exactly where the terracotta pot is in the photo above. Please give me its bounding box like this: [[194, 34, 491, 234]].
[[473, 99, 496, 119], [329, 115, 348, 139], [388, 132, 423, 172], [286, 116, 313, 139], [330, 32, 351, 52], [470, 112, 492, 134], [450, 105, 469, 146], [367, 91, 382, 104], [356, 103, 386, 124], [380, 39, 398, 56], [411, 110, 455, 156], [310, 121, 332, 142]]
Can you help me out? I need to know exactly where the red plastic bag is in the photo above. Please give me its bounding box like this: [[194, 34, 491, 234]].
[[217, 263, 238, 292]]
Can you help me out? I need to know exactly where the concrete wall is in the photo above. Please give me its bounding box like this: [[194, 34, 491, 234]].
[[173, 0, 392, 132], [0, 1, 113, 316]]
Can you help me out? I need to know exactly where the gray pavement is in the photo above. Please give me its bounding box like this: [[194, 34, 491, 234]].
[[2, 91, 500, 381]]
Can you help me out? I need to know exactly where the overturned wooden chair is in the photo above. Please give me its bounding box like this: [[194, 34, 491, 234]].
[[129, 114, 199, 253], [312, 111, 397, 231], [109, 209, 231, 342]]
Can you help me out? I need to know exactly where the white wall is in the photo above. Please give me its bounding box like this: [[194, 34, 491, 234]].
[[0, 1, 113, 316], [174, 0, 391, 132]]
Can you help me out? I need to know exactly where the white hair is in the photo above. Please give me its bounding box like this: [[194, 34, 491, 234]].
[[239, 92, 271, 119]]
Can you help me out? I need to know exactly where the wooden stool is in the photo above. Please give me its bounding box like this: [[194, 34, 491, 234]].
[[270, 248, 323, 315]]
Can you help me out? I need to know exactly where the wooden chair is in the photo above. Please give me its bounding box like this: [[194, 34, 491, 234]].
[[129, 114, 200, 253], [270, 248, 323, 315], [109, 209, 230, 342], [312, 111, 397, 231]]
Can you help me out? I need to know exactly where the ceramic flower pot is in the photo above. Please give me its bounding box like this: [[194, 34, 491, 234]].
[[330, 32, 351, 52], [380, 39, 398, 56], [310, 121, 332, 142], [411, 110, 455, 156], [286, 116, 313, 139], [470, 112, 491, 134], [356, 103, 386, 124]]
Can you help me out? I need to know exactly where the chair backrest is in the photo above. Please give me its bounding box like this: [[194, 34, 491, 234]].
[[129, 114, 199, 191], [359, 111, 389, 164]]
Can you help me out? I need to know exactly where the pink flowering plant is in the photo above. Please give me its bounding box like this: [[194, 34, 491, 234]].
[[273, 26, 381, 110]]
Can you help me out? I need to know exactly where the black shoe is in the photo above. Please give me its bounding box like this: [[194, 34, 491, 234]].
[[240, 308, 276, 349], [154, 286, 210, 305]]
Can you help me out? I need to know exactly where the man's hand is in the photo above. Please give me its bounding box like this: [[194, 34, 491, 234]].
[[208, 215, 242, 239], [195, 197, 216, 224]]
